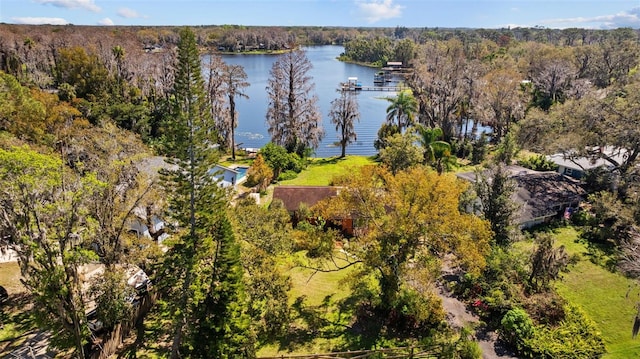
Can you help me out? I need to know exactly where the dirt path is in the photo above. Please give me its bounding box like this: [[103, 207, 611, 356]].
[[438, 262, 519, 359]]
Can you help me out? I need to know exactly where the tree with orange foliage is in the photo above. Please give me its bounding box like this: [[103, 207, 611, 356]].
[[316, 165, 491, 310]]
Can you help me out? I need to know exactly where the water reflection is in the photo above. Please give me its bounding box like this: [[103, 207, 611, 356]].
[[213, 46, 392, 157]]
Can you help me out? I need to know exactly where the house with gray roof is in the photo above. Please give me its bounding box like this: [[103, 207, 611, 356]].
[[457, 165, 585, 228], [547, 147, 627, 179]]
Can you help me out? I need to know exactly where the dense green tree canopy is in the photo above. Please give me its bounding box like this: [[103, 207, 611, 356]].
[[317, 166, 491, 308], [0, 146, 101, 358]]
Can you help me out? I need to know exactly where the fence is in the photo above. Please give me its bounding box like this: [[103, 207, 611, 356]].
[[257, 345, 442, 359], [89, 292, 156, 359]]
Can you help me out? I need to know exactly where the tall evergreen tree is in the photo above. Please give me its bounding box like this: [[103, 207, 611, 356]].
[[162, 27, 252, 358], [191, 217, 253, 358], [474, 164, 519, 246]]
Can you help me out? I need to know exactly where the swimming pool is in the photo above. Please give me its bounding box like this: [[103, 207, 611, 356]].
[[235, 166, 248, 181]]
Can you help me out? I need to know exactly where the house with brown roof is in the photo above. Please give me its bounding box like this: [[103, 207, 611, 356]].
[[272, 185, 353, 235]]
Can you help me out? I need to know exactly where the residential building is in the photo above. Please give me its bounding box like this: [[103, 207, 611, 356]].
[[457, 165, 585, 228]]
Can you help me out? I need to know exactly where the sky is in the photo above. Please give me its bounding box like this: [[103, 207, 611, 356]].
[[1, 0, 640, 29]]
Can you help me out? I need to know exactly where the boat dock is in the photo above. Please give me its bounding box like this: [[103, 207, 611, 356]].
[[341, 84, 407, 92], [340, 76, 406, 92]]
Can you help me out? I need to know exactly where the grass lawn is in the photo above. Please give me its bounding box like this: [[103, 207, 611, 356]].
[[0, 262, 38, 357], [549, 227, 640, 359], [288, 252, 359, 306], [280, 155, 377, 186], [256, 252, 361, 356]]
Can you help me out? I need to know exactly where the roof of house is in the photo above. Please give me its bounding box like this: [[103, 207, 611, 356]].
[[455, 165, 540, 183], [272, 185, 338, 212], [511, 171, 585, 223], [210, 164, 239, 175], [208, 164, 240, 188], [135, 156, 179, 179], [457, 165, 585, 225], [547, 147, 627, 171]]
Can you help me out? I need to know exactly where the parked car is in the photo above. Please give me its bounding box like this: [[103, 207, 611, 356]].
[[0, 285, 8, 304]]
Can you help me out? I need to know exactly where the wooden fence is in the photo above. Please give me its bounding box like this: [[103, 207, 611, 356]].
[[89, 292, 156, 359], [257, 345, 442, 359]]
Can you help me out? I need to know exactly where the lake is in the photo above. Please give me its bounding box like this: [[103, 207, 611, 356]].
[[214, 45, 393, 157]]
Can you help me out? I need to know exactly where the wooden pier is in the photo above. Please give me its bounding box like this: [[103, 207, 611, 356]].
[[341, 84, 407, 92], [341, 73, 407, 92]]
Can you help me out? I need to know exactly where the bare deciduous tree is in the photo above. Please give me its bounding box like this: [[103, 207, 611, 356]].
[[409, 40, 468, 142], [619, 226, 640, 278], [223, 64, 249, 160], [266, 49, 324, 156], [329, 90, 359, 158], [205, 54, 227, 147], [476, 67, 528, 142]]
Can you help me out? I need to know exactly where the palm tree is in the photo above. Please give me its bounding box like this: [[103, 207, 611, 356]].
[[385, 89, 418, 133], [416, 125, 455, 174], [112, 45, 125, 78], [111, 45, 126, 97]]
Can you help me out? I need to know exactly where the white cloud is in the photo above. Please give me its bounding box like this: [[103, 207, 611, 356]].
[[355, 0, 403, 24], [34, 0, 101, 13], [11, 16, 69, 25], [539, 7, 640, 29], [98, 17, 115, 26], [117, 7, 142, 19]]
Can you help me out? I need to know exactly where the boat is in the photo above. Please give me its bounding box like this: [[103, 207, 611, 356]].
[[374, 71, 386, 84], [344, 77, 362, 90]]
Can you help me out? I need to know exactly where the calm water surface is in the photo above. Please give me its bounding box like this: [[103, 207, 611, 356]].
[[215, 46, 394, 157]]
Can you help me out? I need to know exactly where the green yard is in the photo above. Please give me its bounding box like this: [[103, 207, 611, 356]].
[[280, 155, 377, 186], [550, 228, 640, 358], [257, 253, 363, 356]]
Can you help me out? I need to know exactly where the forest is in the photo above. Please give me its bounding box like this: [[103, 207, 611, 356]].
[[0, 23, 639, 358]]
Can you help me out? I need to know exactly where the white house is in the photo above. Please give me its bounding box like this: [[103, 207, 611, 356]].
[[209, 164, 248, 188], [547, 147, 627, 179]]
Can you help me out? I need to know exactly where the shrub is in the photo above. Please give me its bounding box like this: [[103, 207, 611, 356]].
[[517, 154, 558, 172], [451, 138, 473, 160], [387, 288, 445, 335], [522, 292, 566, 326], [457, 339, 483, 359], [277, 170, 298, 181], [527, 304, 606, 358], [458, 247, 526, 325], [501, 304, 606, 358], [500, 308, 535, 353], [245, 153, 273, 191]]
